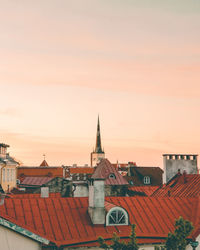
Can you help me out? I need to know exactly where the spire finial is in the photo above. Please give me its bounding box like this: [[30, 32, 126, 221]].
[[43, 154, 46, 160]]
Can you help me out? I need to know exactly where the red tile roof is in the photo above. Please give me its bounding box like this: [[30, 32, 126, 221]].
[[112, 162, 137, 169], [17, 166, 63, 179], [9, 193, 61, 198], [128, 186, 160, 196], [20, 176, 53, 186], [91, 159, 129, 185], [0, 196, 197, 247], [68, 167, 94, 174], [126, 166, 163, 186], [152, 174, 200, 197], [40, 160, 49, 167]]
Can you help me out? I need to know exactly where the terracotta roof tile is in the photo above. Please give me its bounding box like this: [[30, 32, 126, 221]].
[[152, 174, 200, 197], [17, 167, 63, 179], [91, 159, 128, 185], [0, 195, 198, 247], [20, 176, 53, 186], [128, 186, 160, 196], [40, 160, 49, 167], [68, 167, 94, 174]]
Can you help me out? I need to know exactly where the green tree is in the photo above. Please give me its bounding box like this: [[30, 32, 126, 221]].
[[154, 217, 194, 250], [98, 224, 138, 250]]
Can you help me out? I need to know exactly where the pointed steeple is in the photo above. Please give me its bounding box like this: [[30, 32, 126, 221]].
[[40, 154, 49, 167], [94, 116, 104, 154]]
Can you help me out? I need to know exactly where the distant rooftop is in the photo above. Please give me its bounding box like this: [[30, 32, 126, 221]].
[[0, 143, 9, 148]]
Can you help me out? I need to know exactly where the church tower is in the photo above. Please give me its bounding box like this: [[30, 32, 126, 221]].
[[90, 116, 105, 167]]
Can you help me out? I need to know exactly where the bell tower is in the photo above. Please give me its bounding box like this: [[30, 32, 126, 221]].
[[90, 116, 105, 167]]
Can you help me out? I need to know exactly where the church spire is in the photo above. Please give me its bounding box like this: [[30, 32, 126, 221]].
[[94, 116, 104, 153], [91, 116, 105, 167]]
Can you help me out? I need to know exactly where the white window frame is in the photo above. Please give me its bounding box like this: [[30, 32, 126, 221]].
[[106, 207, 128, 226], [109, 173, 116, 179], [7, 169, 10, 182], [144, 176, 150, 184]]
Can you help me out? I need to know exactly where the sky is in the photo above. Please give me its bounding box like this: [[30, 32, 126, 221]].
[[0, 0, 200, 168]]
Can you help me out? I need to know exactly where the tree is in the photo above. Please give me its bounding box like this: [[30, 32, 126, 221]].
[[98, 224, 138, 250], [154, 217, 194, 250]]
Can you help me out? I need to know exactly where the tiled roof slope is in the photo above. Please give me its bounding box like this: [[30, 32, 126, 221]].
[[17, 166, 63, 179], [40, 160, 49, 167], [0, 196, 197, 247], [9, 193, 61, 198], [20, 176, 53, 186], [128, 186, 160, 196], [68, 167, 94, 174], [152, 174, 200, 197], [125, 166, 163, 186], [91, 159, 128, 185]]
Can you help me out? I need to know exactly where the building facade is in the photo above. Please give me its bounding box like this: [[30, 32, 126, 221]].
[[0, 143, 19, 192]]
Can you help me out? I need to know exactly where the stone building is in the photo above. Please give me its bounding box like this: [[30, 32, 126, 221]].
[[91, 159, 129, 196], [0, 143, 19, 192], [163, 154, 198, 183], [18, 176, 72, 197]]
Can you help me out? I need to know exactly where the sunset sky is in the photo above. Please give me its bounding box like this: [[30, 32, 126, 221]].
[[0, 0, 200, 168]]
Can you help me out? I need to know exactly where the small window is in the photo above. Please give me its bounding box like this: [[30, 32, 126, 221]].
[[106, 207, 128, 226], [7, 169, 9, 182], [143, 176, 150, 185], [3, 169, 5, 182], [129, 180, 134, 185], [109, 173, 116, 179]]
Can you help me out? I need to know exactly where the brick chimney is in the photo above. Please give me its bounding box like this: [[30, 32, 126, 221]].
[[88, 178, 105, 224]]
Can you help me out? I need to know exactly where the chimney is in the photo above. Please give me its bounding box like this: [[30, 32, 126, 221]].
[[41, 187, 49, 198], [0, 193, 6, 205], [183, 170, 187, 183], [0, 143, 9, 159], [88, 178, 105, 224]]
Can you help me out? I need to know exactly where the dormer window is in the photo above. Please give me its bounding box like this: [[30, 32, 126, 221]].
[[106, 207, 128, 226], [109, 173, 116, 179], [143, 176, 150, 185]]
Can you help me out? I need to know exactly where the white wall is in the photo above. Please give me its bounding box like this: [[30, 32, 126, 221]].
[[186, 235, 200, 250], [0, 225, 41, 250], [74, 184, 88, 197]]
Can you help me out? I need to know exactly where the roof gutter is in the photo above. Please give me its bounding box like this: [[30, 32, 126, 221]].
[[59, 235, 169, 248], [0, 217, 50, 245]]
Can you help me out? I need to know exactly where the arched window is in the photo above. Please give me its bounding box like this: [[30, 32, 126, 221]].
[[106, 207, 128, 226], [109, 173, 116, 179], [143, 176, 150, 184]]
